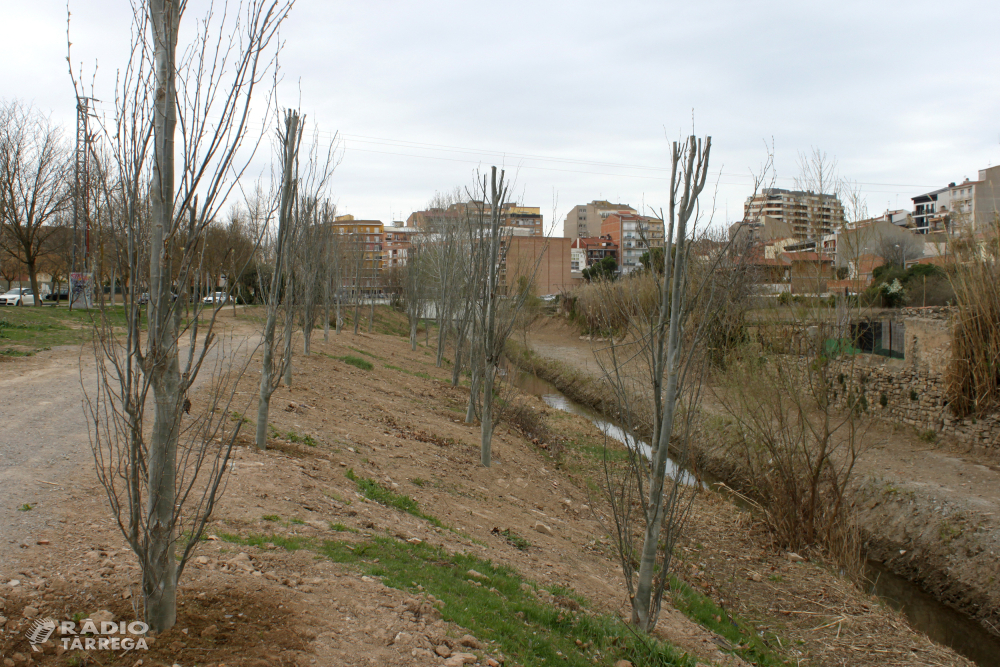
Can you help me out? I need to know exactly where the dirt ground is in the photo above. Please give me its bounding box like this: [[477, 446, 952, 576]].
[[525, 316, 1000, 651], [0, 310, 981, 666]]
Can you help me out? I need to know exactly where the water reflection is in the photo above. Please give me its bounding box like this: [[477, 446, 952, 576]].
[[511, 366, 1000, 666], [511, 369, 700, 487]]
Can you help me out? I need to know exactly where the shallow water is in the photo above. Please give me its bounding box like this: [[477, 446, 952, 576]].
[[512, 366, 1000, 666]]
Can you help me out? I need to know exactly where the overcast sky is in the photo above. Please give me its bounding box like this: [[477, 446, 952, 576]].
[[3, 0, 999, 233]]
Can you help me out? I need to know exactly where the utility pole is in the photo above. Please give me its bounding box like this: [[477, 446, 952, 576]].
[[71, 96, 97, 310]]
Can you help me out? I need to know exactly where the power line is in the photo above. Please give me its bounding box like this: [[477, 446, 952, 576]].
[[85, 102, 941, 191]]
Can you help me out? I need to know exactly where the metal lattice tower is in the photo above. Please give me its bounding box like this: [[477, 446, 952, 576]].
[[71, 96, 97, 277]]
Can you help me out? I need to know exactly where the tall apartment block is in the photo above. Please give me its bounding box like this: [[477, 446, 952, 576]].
[[743, 189, 845, 242]]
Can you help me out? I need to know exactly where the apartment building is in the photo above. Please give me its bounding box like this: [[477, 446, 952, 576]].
[[382, 225, 420, 268], [601, 212, 664, 273], [562, 200, 636, 239], [407, 202, 544, 236], [330, 215, 383, 293], [743, 189, 846, 242], [911, 165, 1000, 234]]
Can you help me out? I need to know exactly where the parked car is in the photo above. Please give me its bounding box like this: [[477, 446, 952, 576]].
[[0, 288, 35, 306], [45, 288, 69, 301], [138, 292, 179, 305], [202, 291, 229, 305]]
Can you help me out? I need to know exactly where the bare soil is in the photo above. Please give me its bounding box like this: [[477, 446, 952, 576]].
[[524, 315, 1000, 647], [0, 310, 979, 666]]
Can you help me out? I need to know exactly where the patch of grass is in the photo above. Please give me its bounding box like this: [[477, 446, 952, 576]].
[[345, 468, 445, 528], [411, 477, 430, 487], [670, 576, 788, 666], [285, 429, 319, 447], [323, 353, 374, 370], [494, 527, 532, 551], [18, 503, 33, 511], [262, 514, 281, 522], [938, 520, 963, 546], [347, 345, 381, 360], [222, 530, 696, 667], [217, 531, 309, 552], [290, 517, 306, 526], [919, 429, 937, 443], [384, 363, 433, 380], [329, 522, 359, 533], [2, 347, 32, 357], [230, 411, 252, 425]]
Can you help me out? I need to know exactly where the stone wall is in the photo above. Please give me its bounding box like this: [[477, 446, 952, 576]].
[[828, 307, 1000, 451]]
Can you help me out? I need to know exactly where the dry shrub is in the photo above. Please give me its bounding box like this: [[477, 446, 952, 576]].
[[570, 271, 660, 333], [715, 323, 872, 579], [947, 218, 1000, 418]]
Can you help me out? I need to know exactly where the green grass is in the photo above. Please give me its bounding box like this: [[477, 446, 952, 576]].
[[285, 429, 319, 447], [411, 477, 430, 488], [495, 528, 532, 551], [347, 345, 381, 360], [384, 363, 434, 380], [18, 503, 32, 511], [0, 305, 149, 352], [221, 531, 697, 667], [262, 514, 281, 522], [329, 522, 359, 533], [669, 576, 788, 666], [323, 352, 374, 371], [290, 517, 306, 526], [345, 468, 445, 529]]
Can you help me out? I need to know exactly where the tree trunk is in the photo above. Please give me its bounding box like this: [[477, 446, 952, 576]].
[[368, 292, 374, 332], [144, 0, 181, 632], [256, 110, 299, 449], [323, 280, 330, 342], [410, 306, 418, 350], [27, 259, 42, 307], [480, 362, 495, 467]]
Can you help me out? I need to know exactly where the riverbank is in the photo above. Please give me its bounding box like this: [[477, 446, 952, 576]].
[[511, 315, 1000, 662]]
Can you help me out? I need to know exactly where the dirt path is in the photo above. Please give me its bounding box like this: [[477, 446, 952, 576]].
[[524, 315, 1000, 644], [0, 346, 95, 566]]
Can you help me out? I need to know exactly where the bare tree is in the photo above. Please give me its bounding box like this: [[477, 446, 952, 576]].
[[0, 100, 71, 304], [402, 235, 425, 350], [320, 200, 340, 340], [875, 233, 923, 269], [74, 0, 291, 632], [592, 136, 714, 632], [256, 109, 302, 448], [463, 168, 546, 467]]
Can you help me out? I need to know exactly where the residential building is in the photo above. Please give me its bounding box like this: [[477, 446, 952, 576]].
[[911, 166, 1000, 234], [330, 215, 383, 293], [601, 212, 664, 273], [743, 188, 846, 242], [728, 215, 794, 248], [830, 219, 923, 269], [562, 200, 636, 239], [570, 236, 618, 273], [407, 202, 544, 236], [382, 225, 419, 268]]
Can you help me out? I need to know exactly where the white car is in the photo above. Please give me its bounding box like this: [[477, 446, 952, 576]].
[[0, 288, 35, 306], [202, 291, 229, 305]]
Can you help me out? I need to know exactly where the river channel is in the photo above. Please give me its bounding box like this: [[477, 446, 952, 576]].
[[510, 368, 1000, 667]]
